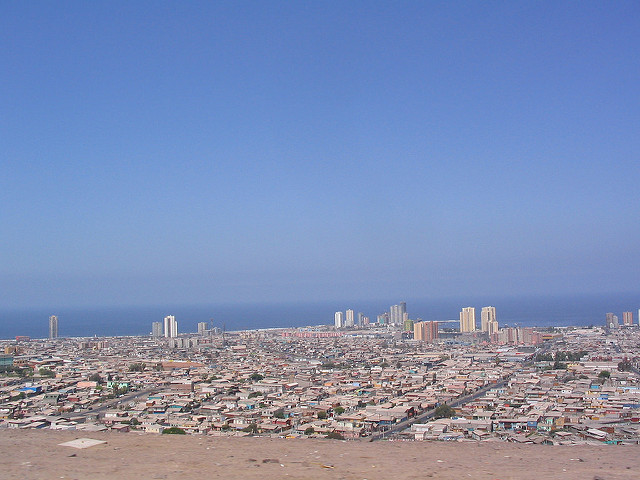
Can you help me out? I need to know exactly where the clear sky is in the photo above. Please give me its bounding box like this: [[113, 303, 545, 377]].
[[2, 1, 639, 308]]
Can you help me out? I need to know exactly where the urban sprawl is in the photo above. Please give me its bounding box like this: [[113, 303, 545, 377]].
[[2, 304, 640, 445]]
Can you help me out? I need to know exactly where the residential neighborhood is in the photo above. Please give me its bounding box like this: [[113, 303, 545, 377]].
[[1, 325, 639, 445]]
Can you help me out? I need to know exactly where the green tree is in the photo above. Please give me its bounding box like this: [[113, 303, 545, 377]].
[[317, 410, 327, 420], [304, 426, 315, 435], [333, 406, 345, 415], [553, 360, 567, 370], [242, 423, 258, 433], [618, 361, 633, 372], [274, 408, 285, 419], [325, 431, 345, 440], [128, 363, 146, 372], [434, 404, 456, 419], [162, 427, 186, 435], [598, 370, 611, 379], [89, 373, 103, 384], [250, 373, 264, 381]]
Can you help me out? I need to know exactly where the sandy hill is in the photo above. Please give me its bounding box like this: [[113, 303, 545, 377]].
[[1, 430, 638, 479]]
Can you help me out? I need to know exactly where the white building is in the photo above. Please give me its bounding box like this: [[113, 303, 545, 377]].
[[164, 315, 178, 338], [334, 311, 344, 329], [49, 315, 58, 339], [345, 309, 355, 327]]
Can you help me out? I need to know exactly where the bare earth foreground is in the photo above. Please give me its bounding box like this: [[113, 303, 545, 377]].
[[1, 430, 638, 480]]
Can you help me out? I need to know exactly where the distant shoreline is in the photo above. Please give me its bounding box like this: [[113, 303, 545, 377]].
[[1, 293, 638, 339]]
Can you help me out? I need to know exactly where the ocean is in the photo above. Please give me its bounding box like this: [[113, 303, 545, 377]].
[[1, 292, 638, 340]]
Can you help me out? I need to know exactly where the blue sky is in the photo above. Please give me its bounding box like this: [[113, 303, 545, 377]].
[[2, 1, 639, 308]]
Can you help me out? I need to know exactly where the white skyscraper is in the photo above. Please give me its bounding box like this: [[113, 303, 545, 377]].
[[459, 307, 476, 333], [197, 322, 208, 335], [49, 315, 58, 339], [163, 315, 178, 338], [334, 311, 344, 329], [345, 309, 355, 327]]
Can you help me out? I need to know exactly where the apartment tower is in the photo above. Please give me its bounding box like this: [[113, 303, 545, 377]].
[[459, 307, 476, 333], [163, 315, 178, 338], [49, 315, 58, 339], [480, 306, 499, 334]]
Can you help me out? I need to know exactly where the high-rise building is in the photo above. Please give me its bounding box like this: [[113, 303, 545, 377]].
[[357, 312, 364, 326], [334, 311, 344, 329], [459, 307, 476, 333], [404, 318, 414, 332], [151, 322, 163, 337], [480, 307, 496, 333], [488, 317, 499, 335], [197, 322, 208, 335], [389, 302, 407, 325], [606, 312, 619, 329], [414, 321, 439, 342], [163, 315, 178, 338], [48, 315, 58, 339], [345, 309, 355, 327], [623, 311, 633, 326]]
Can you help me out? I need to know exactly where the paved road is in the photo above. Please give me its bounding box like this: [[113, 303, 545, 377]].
[[368, 377, 509, 441], [368, 343, 561, 441], [62, 386, 157, 419]]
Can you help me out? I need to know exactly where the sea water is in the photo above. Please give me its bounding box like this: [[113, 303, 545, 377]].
[[0, 292, 638, 340]]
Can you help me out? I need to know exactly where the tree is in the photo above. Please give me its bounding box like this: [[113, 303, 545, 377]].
[[618, 361, 633, 372], [304, 426, 315, 435], [162, 427, 186, 435], [250, 373, 264, 381], [128, 363, 146, 372], [326, 431, 345, 440], [317, 410, 327, 420], [242, 423, 258, 433], [333, 406, 345, 416], [434, 404, 456, 419], [598, 370, 611, 379], [89, 373, 103, 384], [274, 408, 285, 419], [553, 360, 567, 370], [39, 368, 55, 378]]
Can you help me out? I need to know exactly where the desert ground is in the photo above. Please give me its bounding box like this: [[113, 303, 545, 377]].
[[1, 430, 638, 480]]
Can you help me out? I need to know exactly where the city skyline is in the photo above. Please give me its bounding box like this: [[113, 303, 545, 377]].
[[2, 3, 639, 309]]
